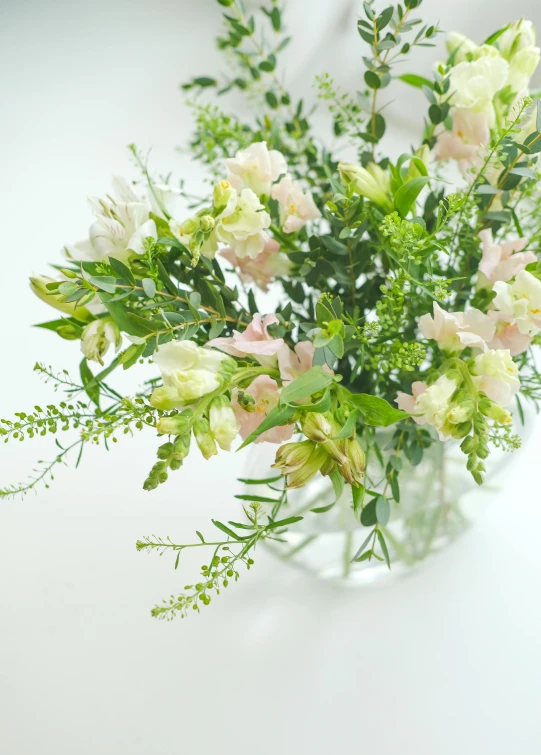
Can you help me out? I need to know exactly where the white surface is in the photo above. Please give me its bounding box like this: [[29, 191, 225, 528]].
[[1, 1, 541, 753]]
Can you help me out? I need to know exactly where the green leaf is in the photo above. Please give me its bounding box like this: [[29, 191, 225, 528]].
[[377, 530, 391, 569], [537, 99, 541, 132], [376, 495, 390, 526], [280, 367, 334, 406], [109, 258, 135, 285], [483, 24, 510, 45], [330, 469, 345, 502], [364, 70, 381, 89], [79, 358, 100, 408], [376, 6, 394, 30], [265, 91, 279, 109], [394, 176, 430, 218], [399, 73, 434, 89], [332, 409, 361, 439], [85, 275, 117, 294], [352, 530, 374, 561], [234, 494, 281, 504], [509, 166, 537, 179], [237, 475, 283, 485], [192, 76, 217, 87], [156, 260, 178, 296], [311, 502, 336, 514], [237, 404, 296, 450], [142, 278, 157, 298], [347, 394, 408, 427], [99, 293, 151, 336], [267, 515, 303, 529], [352, 484, 365, 516], [211, 520, 243, 541], [360, 499, 378, 526]]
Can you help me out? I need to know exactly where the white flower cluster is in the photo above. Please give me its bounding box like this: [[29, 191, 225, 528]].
[[437, 21, 540, 171]]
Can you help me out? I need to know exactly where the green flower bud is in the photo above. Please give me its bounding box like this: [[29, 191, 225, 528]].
[[272, 440, 328, 489], [194, 418, 218, 460], [337, 162, 393, 211], [213, 180, 235, 212], [156, 412, 192, 436], [30, 275, 92, 323], [478, 397, 512, 425], [199, 215, 215, 232], [302, 412, 333, 442], [150, 386, 184, 411], [236, 390, 256, 412], [339, 439, 365, 486]]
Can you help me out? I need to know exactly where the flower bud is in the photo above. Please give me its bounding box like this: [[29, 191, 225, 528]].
[[30, 275, 92, 322], [407, 145, 430, 180], [478, 397, 512, 425], [156, 412, 192, 436], [235, 390, 256, 412], [81, 318, 122, 366], [338, 439, 365, 486], [273, 440, 328, 488], [150, 386, 185, 411], [199, 215, 215, 232], [209, 396, 239, 451], [194, 418, 218, 459], [337, 162, 392, 211], [302, 412, 333, 442], [446, 399, 474, 425], [213, 180, 235, 212]]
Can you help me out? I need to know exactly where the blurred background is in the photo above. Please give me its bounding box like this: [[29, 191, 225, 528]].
[[1, 1, 541, 753]]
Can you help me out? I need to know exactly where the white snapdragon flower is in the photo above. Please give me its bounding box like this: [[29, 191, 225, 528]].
[[496, 19, 537, 60], [506, 46, 541, 93], [492, 270, 541, 336], [449, 56, 509, 126], [225, 141, 287, 197], [271, 175, 321, 233], [150, 340, 232, 407], [396, 375, 458, 438], [66, 177, 157, 263], [338, 162, 392, 210], [81, 319, 122, 366], [209, 397, 239, 451], [471, 349, 520, 406], [419, 302, 495, 352], [215, 188, 271, 259]]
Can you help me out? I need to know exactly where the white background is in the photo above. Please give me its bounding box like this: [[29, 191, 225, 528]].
[[1, 1, 541, 753]]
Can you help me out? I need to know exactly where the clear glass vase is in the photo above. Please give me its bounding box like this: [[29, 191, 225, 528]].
[[243, 422, 528, 585]]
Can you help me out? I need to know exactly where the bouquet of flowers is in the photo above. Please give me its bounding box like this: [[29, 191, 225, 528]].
[[3, 0, 541, 618]]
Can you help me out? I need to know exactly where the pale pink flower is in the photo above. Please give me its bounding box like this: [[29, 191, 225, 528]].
[[435, 108, 490, 173], [277, 341, 334, 384], [232, 375, 294, 444], [478, 228, 534, 285], [396, 381, 429, 423], [220, 239, 291, 292], [208, 313, 284, 367], [271, 175, 321, 234], [488, 310, 532, 356], [419, 302, 495, 352]]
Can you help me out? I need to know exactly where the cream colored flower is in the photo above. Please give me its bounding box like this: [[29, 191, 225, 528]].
[[492, 270, 541, 336], [225, 141, 287, 197], [209, 397, 239, 451], [65, 177, 156, 263], [471, 349, 520, 406], [150, 340, 230, 406], [215, 188, 271, 259], [396, 375, 457, 437], [449, 56, 509, 126], [81, 319, 122, 366]]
